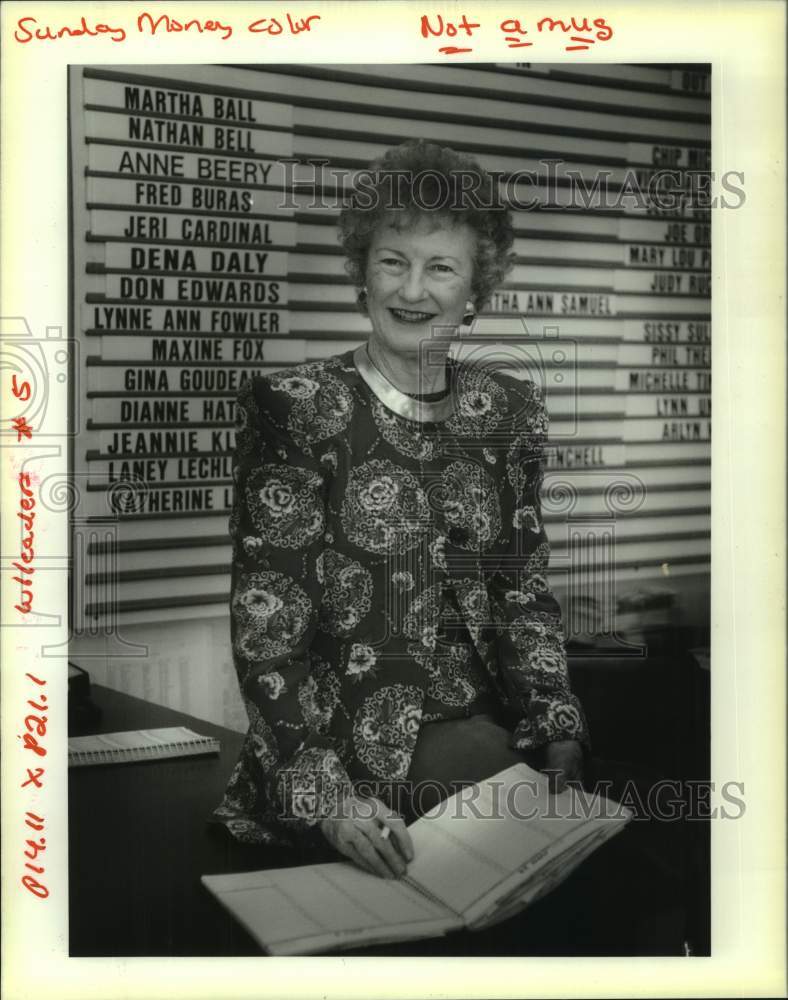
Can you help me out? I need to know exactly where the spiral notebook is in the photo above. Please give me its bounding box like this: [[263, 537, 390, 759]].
[[68, 727, 220, 767]]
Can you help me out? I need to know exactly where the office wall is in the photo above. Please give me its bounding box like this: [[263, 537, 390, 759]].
[[68, 63, 711, 725]]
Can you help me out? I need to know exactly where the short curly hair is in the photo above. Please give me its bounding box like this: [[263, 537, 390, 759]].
[[337, 139, 515, 315]]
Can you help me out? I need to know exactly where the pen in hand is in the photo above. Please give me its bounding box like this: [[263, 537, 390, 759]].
[[320, 795, 415, 879]]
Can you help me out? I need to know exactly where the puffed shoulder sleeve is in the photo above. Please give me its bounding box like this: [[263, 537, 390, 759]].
[[486, 380, 590, 751], [228, 376, 351, 832]]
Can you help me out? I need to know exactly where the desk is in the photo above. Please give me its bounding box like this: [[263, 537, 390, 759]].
[[69, 686, 277, 956], [69, 683, 700, 957]]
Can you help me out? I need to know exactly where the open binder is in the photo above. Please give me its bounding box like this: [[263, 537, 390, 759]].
[[202, 762, 632, 954]]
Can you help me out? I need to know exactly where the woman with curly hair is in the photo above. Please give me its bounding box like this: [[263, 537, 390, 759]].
[[213, 139, 588, 881]]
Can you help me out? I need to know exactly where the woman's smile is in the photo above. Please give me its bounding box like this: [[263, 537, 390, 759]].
[[387, 306, 439, 324], [364, 218, 476, 389]]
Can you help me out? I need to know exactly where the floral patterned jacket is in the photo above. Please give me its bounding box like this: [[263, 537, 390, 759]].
[[213, 346, 589, 846]]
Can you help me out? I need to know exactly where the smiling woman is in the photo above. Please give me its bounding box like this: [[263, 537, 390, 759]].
[[364, 220, 475, 391], [214, 140, 589, 881], [339, 141, 515, 395]]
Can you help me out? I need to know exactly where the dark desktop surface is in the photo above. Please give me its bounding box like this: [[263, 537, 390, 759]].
[[68, 648, 709, 958], [68, 685, 263, 957]]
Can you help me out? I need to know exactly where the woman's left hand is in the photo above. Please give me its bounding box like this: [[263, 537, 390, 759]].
[[542, 739, 584, 793]]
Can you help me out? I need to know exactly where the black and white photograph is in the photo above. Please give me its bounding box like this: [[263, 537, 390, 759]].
[[1, 4, 785, 998], [65, 60, 713, 957]]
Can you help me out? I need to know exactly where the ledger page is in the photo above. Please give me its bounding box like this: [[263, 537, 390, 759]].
[[406, 764, 630, 918], [201, 862, 457, 955]]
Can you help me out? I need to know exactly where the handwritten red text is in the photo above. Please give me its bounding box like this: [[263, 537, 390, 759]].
[[14, 10, 321, 45], [137, 13, 233, 40], [14, 472, 35, 615], [420, 13, 480, 54], [421, 12, 615, 55], [248, 13, 321, 35], [499, 17, 532, 47], [11, 370, 35, 614], [537, 15, 614, 50], [13, 11, 323, 44], [20, 674, 49, 899], [14, 15, 126, 43]]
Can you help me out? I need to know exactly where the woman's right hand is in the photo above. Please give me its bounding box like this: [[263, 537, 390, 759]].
[[320, 794, 414, 879]]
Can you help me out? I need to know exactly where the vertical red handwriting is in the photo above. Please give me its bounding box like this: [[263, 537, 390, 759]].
[[11, 416, 33, 441], [15, 471, 35, 614], [19, 676, 47, 756], [20, 676, 49, 899], [11, 371, 35, 615], [22, 767, 45, 788], [12, 374, 31, 401], [420, 14, 480, 54]]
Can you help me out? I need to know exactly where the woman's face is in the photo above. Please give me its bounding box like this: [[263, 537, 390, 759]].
[[365, 216, 475, 358]]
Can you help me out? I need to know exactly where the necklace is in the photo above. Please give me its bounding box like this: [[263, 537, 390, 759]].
[[353, 344, 456, 424]]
